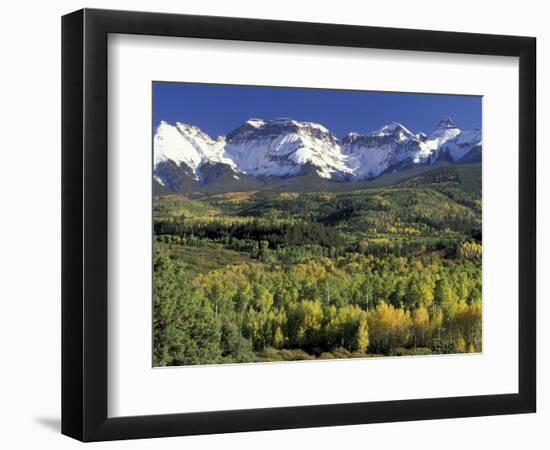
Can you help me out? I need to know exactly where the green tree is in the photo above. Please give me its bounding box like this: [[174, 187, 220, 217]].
[[219, 318, 257, 363], [153, 251, 222, 366], [326, 305, 369, 352], [287, 300, 324, 349]]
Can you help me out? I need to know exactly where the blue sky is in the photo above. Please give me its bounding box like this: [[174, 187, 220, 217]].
[[153, 81, 481, 138]]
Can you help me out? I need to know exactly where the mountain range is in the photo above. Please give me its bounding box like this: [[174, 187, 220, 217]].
[[153, 117, 481, 192]]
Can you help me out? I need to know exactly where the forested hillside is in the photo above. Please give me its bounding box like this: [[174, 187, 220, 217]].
[[153, 164, 482, 365]]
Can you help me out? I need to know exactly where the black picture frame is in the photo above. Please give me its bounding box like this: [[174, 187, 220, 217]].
[[62, 8, 536, 442]]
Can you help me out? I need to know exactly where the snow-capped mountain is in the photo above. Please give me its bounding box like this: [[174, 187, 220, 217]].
[[154, 121, 235, 175], [342, 122, 427, 179], [440, 127, 482, 163], [421, 118, 463, 161], [154, 117, 481, 191], [224, 118, 353, 180]]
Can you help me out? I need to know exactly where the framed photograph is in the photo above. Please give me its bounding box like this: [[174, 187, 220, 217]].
[[62, 8, 536, 442]]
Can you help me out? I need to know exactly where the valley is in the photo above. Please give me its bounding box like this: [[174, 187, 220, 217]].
[[153, 164, 482, 365]]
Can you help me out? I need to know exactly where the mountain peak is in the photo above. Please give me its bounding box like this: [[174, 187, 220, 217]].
[[154, 115, 482, 190], [344, 131, 362, 141], [271, 117, 294, 124], [371, 122, 414, 141], [267, 117, 331, 134], [436, 117, 457, 129], [227, 117, 334, 144], [245, 118, 266, 128], [376, 121, 406, 133]]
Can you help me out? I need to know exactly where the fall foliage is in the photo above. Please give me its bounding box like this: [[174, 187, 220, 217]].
[[153, 168, 482, 365]]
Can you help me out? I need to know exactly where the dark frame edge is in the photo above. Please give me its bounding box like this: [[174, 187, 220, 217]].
[[61, 9, 85, 442], [87, 393, 531, 442], [517, 36, 537, 414]]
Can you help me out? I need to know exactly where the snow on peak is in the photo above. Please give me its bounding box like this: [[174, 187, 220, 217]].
[[153, 116, 481, 187], [436, 117, 458, 129], [154, 121, 235, 179], [420, 118, 462, 159], [299, 120, 331, 135], [154, 121, 201, 170], [343, 132, 362, 143], [223, 117, 346, 179], [440, 127, 482, 161], [175, 121, 215, 145], [416, 132, 428, 141], [245, 118, 267, 128], [271, 117, 295, 124], [372, 122, 414, 140], [257, 117, 333, 136]]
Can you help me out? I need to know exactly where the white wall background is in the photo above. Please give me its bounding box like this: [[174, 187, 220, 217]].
[[0, 1, 546, 448]]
